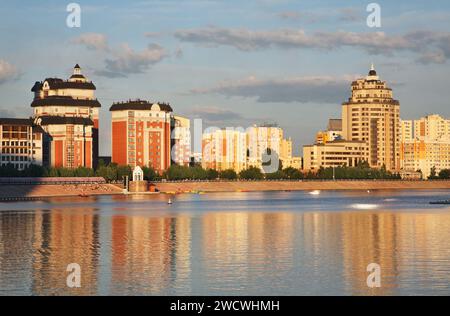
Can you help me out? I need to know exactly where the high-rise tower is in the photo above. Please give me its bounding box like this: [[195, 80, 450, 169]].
[[342, 65, 401, 170]]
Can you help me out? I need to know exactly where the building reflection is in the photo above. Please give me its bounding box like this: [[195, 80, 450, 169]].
[[110, 214, 191, 294], [0, 211, 37, 294], [340, 211, 450, 295], [31, 209, 100, 295]]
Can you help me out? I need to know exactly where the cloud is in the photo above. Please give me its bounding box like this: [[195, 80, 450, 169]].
[[189, 105, 244, 122], [98, 43, 167, 77], [0, 59, 19, 84], [278, 11, 322, 23], [175, 47, 183, 58], [339, 8, 362, 22], [192, 75, 357, 103], [71, 33, 109, 51], [174, 26, 450, 63], [417, 51, 446, 64]]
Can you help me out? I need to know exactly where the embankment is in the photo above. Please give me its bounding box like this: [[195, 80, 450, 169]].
[[155, 180, 450, 193], [0, 183, 123, 200]]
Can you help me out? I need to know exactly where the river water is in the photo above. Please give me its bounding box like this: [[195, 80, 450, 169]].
[[1, 190, 450, 296]]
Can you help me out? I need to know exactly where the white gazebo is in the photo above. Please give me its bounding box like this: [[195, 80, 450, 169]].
[[132, 166, 144, 182]]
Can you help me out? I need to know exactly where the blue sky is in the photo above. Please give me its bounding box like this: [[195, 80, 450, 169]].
[[1, 0, 450, 156]]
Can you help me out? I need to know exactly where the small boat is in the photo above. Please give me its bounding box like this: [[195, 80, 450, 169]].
[[78, 193, 90, 197], [167, 199, 173, 205], [430, 200, 450, 205]]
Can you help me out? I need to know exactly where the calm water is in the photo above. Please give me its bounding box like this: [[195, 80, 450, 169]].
[[1, 190, 450, 296]]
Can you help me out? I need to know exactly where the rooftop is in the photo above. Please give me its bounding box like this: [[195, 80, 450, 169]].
[[109, 99, 173, 112]]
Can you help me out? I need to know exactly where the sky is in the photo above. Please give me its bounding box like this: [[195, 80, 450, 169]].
[[1, 0, 450, 156]]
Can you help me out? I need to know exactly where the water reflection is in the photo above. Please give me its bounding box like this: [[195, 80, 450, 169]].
[[0, 191, 450, 295]]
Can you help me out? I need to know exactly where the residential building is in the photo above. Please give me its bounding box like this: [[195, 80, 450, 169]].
[[31, 64, 100, 168], [400, 114, 450, 178], [401, 138, 450, 178], [316, 119, 343, 145], [171, 116, 191, 166], [400, 120, 413, 142], [303, 140, 369, 171], [202, 129, 247, 172], [341, 64, 401, 171], [110, 100, 173, 172], [413, 114, 450, 139], [0, 118, 44, 170]]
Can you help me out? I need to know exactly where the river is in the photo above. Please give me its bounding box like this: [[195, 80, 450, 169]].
[[1, 190, 450, 295]]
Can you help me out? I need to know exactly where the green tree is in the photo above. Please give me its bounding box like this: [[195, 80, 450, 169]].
[[429, 166, 438, 180], [438, 169, 450, 179], [239, 167, 264, 180], [142, 166, 159, 181], [206, 168, 219, 180], [219, 169, 238, 180], [265, 170, 286, 180], [283, 167, 303, 180]]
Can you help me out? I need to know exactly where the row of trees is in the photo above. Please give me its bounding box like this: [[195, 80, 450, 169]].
[[429, 167, 450, 180], [2, 159, 450, 181]]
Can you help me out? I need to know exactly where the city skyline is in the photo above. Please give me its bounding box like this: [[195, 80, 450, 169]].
[[1, 1, 450, 157]]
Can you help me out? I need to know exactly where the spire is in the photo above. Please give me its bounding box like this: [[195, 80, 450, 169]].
[[368, 62, 378, 78], [73, 64, 82, 75]]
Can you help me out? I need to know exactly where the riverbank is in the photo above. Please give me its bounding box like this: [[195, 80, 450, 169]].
[[0, 183, 123, 200], [155, 180, 450, 193], [2, 180, 450, 200]]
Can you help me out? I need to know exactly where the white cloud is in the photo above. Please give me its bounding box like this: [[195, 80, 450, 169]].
[[71, 33, 109, 51], [174, 27, 450, 63], [102, 43, 167, 76], [192, 75, 358, 103], [0, 59, 19, 84]]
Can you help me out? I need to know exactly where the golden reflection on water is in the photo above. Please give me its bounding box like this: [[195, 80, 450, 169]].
[[1, 203, 450, 295]]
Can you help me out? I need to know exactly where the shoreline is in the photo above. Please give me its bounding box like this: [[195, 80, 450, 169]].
[[1, 180, 450, 200], [155, 180, 450, 194]]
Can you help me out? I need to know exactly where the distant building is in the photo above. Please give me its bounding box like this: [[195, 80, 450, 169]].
[[401, 139, 450, 178], [316, 119, 343, 145], [303, 140, 369, 171], [171, 116, 191, 166], [110, 100, 173, 173], [246, 125, 295, 170], [400, 120, 413, 142], [0, 118, 44, 170], [202, 129, 247, 172], [341, 65, 401, 171], [400, 114, 450, 178], [31, 64, 100, 168]]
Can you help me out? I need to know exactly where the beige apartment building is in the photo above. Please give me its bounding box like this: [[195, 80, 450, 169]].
[[401, 139, 450, 178], [246, 125, 299, 170], [202, 129, 247, 172], [400, 114, 450, 178], [303, 140, 369, 171], [171, 116, 191, 166], [341, 65, 401, 171]]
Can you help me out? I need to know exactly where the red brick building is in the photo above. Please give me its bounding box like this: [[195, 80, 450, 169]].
[[110, 100, 173, 172]]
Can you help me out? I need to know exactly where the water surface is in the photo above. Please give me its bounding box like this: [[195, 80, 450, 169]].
[[1, 190, 450, 295]]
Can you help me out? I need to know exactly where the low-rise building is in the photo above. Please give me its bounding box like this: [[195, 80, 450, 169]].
[[401, 137, 450, 178], [0, 118, 44, 170], [303, 140, 369, 171]]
